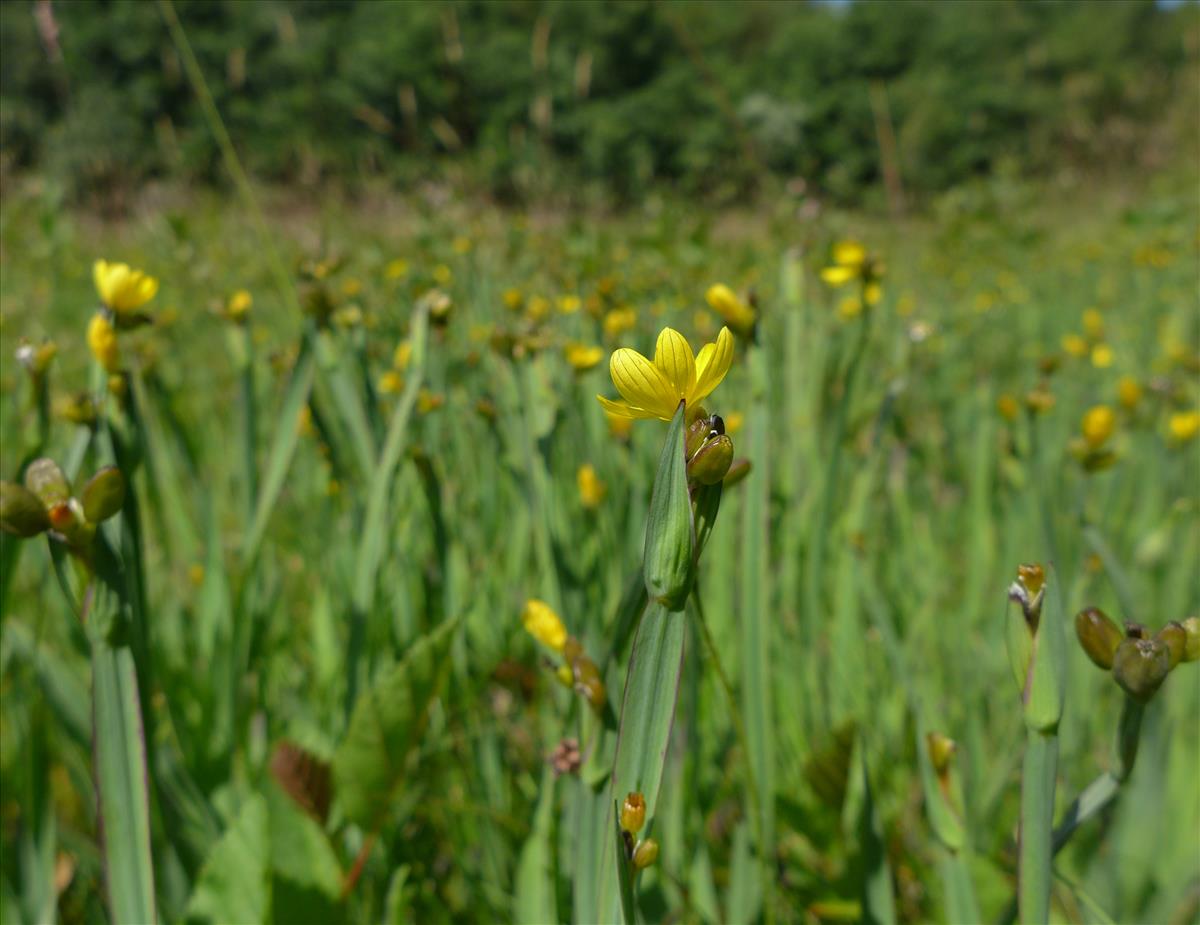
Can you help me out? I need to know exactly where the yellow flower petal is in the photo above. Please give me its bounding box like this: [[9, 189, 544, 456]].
[[653, 327, 696, 399], [690, 327, 733, 404], [610, 347, 677, 420], [596, 395, 654, 420], [821, 265, 858, 287], [833, 240, 866, 267]]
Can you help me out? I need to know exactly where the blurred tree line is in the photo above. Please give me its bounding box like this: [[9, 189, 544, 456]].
[[1, 0, 1196, 205]]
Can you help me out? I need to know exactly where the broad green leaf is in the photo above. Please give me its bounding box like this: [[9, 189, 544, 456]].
[[332, 618, 458, 827], [185, 793, 270, 925]]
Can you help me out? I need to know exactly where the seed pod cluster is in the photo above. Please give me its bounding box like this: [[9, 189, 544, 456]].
[[1074, 607, 1196, 704]]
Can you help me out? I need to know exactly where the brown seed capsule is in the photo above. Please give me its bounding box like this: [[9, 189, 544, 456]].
[[1075, 607, 1123, 670], [1112, 636, 1171, 704], [1156, 621, 1187, 670], [620, 792, 646, 835], [631, 838, 659, 870], [0, 481, 50, 538]]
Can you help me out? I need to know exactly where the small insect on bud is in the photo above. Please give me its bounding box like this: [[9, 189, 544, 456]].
[[1075, 607, 1124, 670], [80, 466, 125, 524], [926, 732, 956, 776], [631, 838, 659, 870], [1112, 636, 1171, 704], [1155, 621, 1187, 670], [620, 792, 646, 835], [0, 481, 50, 538]]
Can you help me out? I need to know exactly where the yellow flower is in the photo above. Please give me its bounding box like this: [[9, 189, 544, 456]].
[[864, 281, 883, 307], [1117, 376, 1142, 410], [93, 259, 158, 314], [433, 264, 453, 285], [227, 289, 253, 321], [1168, 410, 1200, 443], [393, 340, 413, 370], [565, 343, 604, 372], [820, 240, 867, 286], [452, 236, 472, 254], [705, 284, 756, 335], [597, 326, 734, 422], [603, 306, 637, 339], [1062, 334, 1088, 358], [723, 411, 744, 435], [1082, 405, 1116, 449], [837, 296, 863, 320], [341, 277, 362, 297], [503, 288, 524, 311], [557, 294, 582, 314], [527, 295, 551, 321], [417, 389, 444, 414], [1091, 344, 1114, 368], [997, 394, 1020, 422], [378, 371, 404, 394], [87, 312, 120, 372], [384, 258, 409, 280], [1082, 308, 1104, 339], [522, 599, 567, 652], [577, 464, 606, 509]]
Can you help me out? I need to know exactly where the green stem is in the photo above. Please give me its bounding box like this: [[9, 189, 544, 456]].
[[1019, 730, 1058, 924]]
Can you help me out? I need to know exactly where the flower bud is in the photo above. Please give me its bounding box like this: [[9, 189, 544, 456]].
[[1182, 616, 1199, 663], [24, 458, 69, 509], [688, 434, 733, 486], [80, 466, 125, 524], [620, 792, 646, 834], [926, 732, 956, 776], [723, 458, 751, 488], [522, 599, 567, 652], [1156, 621, 1187, 670], [1017, 563, 1045, 597], [631, 838, 659, 870], [1112, 636, 1171, 704], [0, 481, 50, 537], [1075, 607, 1123, 670]]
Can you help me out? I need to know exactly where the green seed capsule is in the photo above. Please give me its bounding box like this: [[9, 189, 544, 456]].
[[631, 838, 658, 870], [688, 434, 733, 485], [1156, 621, 1187, 670], [0, 481, 50, 538], [23, 458, 69, 509], [80, 466, 125, 524], [722, 458, 751, 488], [1182, 617, 1199, 663], [1111, 636, 1171, 704], [1075, 607, 1123, 670]]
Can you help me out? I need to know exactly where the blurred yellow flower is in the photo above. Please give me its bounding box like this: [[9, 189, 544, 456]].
[[87, 313, 119, 372], [864, 281, 883, 307], [384, 258, 409, 280], [1091, 344, 1114, 368], [522, 599, 567, 652], [565, 342, 604, 372], [1168, 410, 1200, 443], [1025, 387, 1055, 414], [393, 341, 413, 370], [557, 294, 582, 314], [820, 240, 868, 287], [705, 284, 756, 335], [1062, 334, 1088, 358], [503, 288, 524, 311], [837, 296, 863, 320], [598, 326, 733, 422], [577, 464, 606, 509], [603, 306, 637, 339], [342, 278, 362, 297], [1082, 308, 1104, 339], [227, 289, 253, 321], [1116, 376, 1142, 409], [433, 264, 453, 285], [1082, 405, 1116, 448], [452, 236, 472, 254], [93, 259, 158, 314], [417, 389, 444, 414], [997, 394, 1020, 421], [378, 371, 404, 394], [527, 295, 551, 321], [723, 411, 744, 435]]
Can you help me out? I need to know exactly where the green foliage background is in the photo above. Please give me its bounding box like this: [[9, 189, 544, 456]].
[[2, 0, 1197, 202]]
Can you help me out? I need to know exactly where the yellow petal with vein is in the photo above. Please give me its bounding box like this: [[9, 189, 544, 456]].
[[653, 327, 696, 399]]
